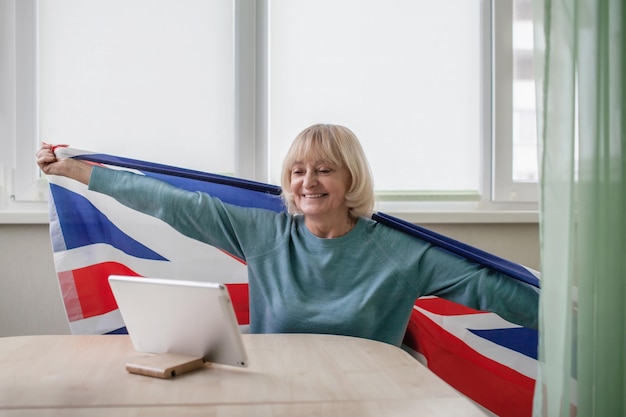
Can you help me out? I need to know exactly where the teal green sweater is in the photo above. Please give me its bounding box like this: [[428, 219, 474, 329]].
[[89, 166, 539, 346]]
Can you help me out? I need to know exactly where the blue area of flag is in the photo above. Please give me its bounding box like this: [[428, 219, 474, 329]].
[[469, 327, 538, 359], [49, 183, 168, 261], [144, 170, 284, 213]]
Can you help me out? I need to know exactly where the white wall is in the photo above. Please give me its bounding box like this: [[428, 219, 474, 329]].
[[0, 224, 70, 336], [0, 222, 539, 337]]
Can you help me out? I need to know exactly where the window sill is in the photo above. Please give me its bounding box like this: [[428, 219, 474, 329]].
[[384, 210, 538, 224], [376, 201, 539, 224], [0, 208, 539, 225], [0, 210, 50, 224]]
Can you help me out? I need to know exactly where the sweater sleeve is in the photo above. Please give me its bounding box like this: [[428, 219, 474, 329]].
[[87, 165, 276, 260], [415, 244, 540, 330]]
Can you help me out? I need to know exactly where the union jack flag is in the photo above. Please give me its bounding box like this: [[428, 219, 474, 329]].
[[47, 149, 540, 416]]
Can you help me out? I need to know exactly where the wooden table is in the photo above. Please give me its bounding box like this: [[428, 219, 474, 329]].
[[0, 334, 486, 416]]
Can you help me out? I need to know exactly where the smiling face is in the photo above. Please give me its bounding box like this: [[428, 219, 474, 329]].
[[281, 124, 375, 224], [290, 159, 352, 223]]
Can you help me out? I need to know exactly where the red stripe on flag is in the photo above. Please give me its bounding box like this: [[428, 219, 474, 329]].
[[225, 283, 250, 325], [415, 296, 486, 315], [404, 305, 535, 417], [72, 262, 141, 319]]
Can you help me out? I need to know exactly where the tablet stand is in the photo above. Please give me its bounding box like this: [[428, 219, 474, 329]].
[[126, 353, 207, 379]]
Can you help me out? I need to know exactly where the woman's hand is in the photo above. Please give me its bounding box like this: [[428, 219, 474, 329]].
[[36, 143, 93, 185]]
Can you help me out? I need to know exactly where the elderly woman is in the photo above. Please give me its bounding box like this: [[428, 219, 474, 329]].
[[37, 123, 538, 346]]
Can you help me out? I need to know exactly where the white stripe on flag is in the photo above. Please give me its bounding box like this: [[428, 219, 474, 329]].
[[68, 309, 125, 335], [53, 243, 248, 283]]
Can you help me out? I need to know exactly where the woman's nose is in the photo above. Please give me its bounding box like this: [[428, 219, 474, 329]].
[[303, 171, 318, 187]]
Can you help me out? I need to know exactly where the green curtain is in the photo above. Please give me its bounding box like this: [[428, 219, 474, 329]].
[[532, 0, 625, 416]]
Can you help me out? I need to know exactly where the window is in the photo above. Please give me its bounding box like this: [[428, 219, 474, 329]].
[[39, 0, 234, 174], [268, 0, 483, 198], [492, 0, 538, 202], [512, 0, 538, 182], [3, 0, 538, 219]]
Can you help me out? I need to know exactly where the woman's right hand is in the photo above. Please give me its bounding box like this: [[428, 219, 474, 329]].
[[36, 143, 93, 185], [36, 143, 64, 176]]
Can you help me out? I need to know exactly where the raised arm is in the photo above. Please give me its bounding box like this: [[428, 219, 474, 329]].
[[36, 143, 93, 185]]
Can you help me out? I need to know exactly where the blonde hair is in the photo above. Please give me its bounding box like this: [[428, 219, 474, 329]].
[[280, 123, 375, 219]]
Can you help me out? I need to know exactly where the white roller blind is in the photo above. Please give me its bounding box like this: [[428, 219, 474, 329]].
[[38, 0, 234, 174], [268, 0, 483, 193]]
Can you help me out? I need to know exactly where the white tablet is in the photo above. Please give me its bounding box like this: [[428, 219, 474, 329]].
[[108, 275, 248, 368]]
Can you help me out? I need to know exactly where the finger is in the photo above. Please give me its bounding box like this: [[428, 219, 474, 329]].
[[36, 150, 56, 164], [50, 144, 69, 153], [35, 150, 50, 161]]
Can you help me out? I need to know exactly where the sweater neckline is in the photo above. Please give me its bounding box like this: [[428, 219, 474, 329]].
[[296, 216, 365, 246]]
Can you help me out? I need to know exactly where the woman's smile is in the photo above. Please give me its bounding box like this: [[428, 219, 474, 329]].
[[290, 159, 353, 237]]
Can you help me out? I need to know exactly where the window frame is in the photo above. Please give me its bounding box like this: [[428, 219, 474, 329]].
[[492, 0, 539, 203], [4, 0, 538, 224], [14, 0, 45, 203]]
